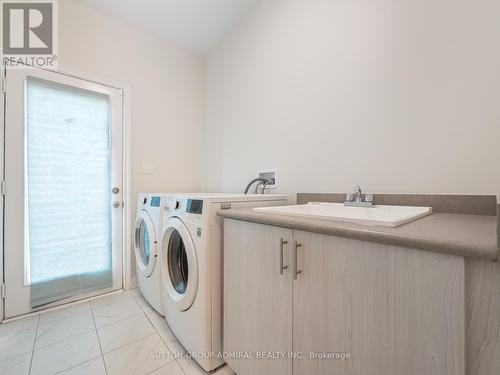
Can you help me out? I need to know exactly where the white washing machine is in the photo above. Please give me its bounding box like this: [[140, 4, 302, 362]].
[[134, 193, 166, 315], [159, 194, 287, 371]]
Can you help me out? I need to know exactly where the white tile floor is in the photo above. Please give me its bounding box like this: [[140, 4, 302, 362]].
[[0, 289, 234, 375]]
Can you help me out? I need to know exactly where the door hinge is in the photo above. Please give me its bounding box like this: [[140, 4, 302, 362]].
[[1, 181, 5, 196], [1, 283, 5, 299]]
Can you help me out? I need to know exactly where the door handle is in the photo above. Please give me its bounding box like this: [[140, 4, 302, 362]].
[[292, 241, 302, 280], [279, 238, 288, 275]]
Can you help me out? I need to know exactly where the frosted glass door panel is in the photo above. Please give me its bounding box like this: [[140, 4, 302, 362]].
[[26, 79, 113, 307]]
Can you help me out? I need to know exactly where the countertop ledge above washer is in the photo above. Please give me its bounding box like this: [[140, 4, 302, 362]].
[[217, 208, 499, 261]]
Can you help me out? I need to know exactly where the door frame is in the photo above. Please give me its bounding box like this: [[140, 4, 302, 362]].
[[0, 64, 132, 321]]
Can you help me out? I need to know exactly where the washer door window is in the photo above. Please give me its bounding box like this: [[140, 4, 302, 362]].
[[134, 210, 157, 277], [162, 217, 198, 311]]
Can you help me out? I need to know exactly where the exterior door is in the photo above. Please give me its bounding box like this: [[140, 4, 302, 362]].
[[3, 67, 124, 318]]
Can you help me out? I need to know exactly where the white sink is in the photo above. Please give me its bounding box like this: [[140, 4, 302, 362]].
[[253, 202, 432, 228]]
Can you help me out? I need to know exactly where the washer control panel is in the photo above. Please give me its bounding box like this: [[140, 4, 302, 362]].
[[150, 196, 161, 207]]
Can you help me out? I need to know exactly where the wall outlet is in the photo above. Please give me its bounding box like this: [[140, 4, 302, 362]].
[[257, 169, 277, 189]]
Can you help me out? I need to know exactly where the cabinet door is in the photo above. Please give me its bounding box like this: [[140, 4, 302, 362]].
[[223, 219, 293, 375], [292, 230, 464, 375], [466, 259, 500, 375]]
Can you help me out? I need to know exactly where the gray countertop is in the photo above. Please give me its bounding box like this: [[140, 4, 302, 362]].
[[217, 208, 499, 261]]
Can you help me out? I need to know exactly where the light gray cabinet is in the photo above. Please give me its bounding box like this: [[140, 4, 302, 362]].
[[292, 230, 464, 375], [223, 219, 465, 375], [466, 258, 500, 375], [223, 219, 293, 375]]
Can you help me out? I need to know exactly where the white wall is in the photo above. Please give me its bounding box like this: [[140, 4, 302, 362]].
[[203, 0, 500, 200], [61, 0, 203, 195], [59, 0, 204, 276]]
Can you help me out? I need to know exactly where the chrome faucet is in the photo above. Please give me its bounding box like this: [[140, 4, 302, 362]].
[[345, 185, 374, 207], [354, 185, 362, 202]]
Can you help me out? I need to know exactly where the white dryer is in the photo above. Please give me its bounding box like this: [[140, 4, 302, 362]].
[[159, 194, 287, 371], [134, 193, 165, 315]]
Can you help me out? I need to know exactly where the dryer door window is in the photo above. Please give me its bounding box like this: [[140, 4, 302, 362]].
[[167, 230, 189, 294], [134, 210, 157, 277], [161, 217, 198, 312]]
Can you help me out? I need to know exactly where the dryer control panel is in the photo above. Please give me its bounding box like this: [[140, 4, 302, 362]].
[[186, 199, 203, 215]]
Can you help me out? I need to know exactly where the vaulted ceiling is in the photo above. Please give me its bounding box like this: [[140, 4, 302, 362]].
[[76, 0, 262, 55]]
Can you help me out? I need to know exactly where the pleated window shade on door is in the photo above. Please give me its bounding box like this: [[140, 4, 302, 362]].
[[26, 78, 113, 308]]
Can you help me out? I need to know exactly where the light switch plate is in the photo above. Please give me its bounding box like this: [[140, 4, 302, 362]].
[[141, 161, 155, 174]]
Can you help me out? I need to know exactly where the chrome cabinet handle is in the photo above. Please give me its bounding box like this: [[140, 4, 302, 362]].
[[279, 238, 288, 275], [293, 241, 302, 280]]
